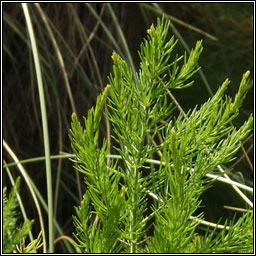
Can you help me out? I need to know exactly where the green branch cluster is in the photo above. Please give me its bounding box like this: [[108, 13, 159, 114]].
[[70, 17, 253, 253], [3, 177, 42, 253]]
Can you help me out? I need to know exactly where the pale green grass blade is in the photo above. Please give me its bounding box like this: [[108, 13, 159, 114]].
[[3, 140, 47, 253], [21, 3, 53, 253]]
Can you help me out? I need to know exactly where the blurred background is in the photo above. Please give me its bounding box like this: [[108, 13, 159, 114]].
[[2, 3, 253, 253]]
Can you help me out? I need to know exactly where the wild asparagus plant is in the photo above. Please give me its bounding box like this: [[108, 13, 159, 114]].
[[70, 17, 253, 253], [3, 177, 42, 253]]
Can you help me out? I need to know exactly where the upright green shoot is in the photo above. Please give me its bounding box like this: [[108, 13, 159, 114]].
[[70, 17, 253, 253]]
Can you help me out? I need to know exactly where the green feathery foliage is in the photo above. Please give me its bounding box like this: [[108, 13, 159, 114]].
[[16, 232, 43, 253], [3, 177, 43, 253], [70, 17, 253, 253]]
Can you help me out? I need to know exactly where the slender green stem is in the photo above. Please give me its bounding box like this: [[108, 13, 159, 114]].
[[4, 153, 253, 193], [130, 166, 139, 253], [34, 3, 82, 202], [3, 140, 47, 253], [3, 154, 75, 168], [28, 177, 74, 253], [139, 3, 218, 41], [21, 3, 54, 252], [85, 3, 125, 58], [106, 4, 136, 76], [4, 162, 34, 243], [3, 143, 74, 252]]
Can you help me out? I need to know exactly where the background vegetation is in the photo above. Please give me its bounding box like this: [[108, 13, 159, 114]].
[[2, 3, 253, 253]]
